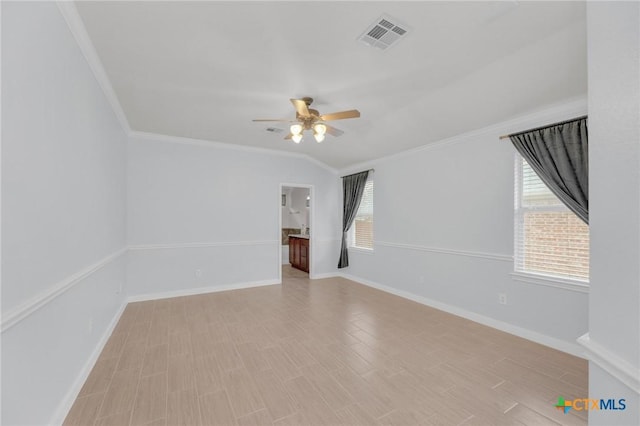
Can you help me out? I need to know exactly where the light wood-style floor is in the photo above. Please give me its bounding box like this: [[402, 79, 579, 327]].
[[65, 266, 588, 426]]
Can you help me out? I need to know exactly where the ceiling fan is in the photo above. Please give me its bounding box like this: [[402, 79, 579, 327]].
[[253, 97, 360, 143]]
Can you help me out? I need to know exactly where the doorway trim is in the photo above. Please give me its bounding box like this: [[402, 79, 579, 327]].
[[279, 183, 314, 283]]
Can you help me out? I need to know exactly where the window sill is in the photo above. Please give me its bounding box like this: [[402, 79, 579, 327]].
[[510, 271, 589, 293], [350, 246, 375, 255]]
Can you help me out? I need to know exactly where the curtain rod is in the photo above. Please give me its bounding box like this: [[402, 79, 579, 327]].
[[341, 168, 375, 178], [499, 115, 587, 140]]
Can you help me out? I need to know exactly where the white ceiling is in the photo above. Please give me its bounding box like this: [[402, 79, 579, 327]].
[[75, 1, 587, 169]]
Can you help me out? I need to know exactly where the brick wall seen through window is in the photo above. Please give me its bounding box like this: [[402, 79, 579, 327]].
[[515, 157, 589, 281]]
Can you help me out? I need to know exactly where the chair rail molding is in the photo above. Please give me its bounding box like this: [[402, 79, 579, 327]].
[[1, 248, 127, 333], [578, 333, 640, 394], [376, 241, 513, 262], [128, 240, 280, 250]]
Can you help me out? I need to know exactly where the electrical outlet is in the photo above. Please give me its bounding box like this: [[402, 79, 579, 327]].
[[418, 275, 425, 284], [195, 269, 202, 278], [88, 319, 93, 334], [498, 293, 507, 305]]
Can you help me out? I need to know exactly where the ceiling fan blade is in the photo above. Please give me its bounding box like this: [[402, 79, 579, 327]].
[[252, 118, 291, 122], [290, 99, 311, 118], [325, 124, 344, 137], [284, 133, 293, 140], [319, 109, 360, 121]]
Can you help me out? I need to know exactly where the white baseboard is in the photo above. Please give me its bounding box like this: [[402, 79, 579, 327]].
[[310, 272, 339, 280], [51, 271, 585, 426], [126, 279, 281, 303], [339, 272, 586, 358], [52, 278, 280, 425], [51, 301, 127, 426]]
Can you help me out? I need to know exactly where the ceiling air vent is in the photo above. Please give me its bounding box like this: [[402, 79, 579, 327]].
[[265, 127, 284, 133], [357, 15, 411, 51]]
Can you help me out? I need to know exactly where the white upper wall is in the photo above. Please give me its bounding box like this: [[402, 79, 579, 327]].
[[1, 3, 128, 425], [126, 134, 341, 295], [374, 135, 513, 255], [586, 2, 639, 424], [127, 135, 338, 245], [1, 2, 128, 311], [343, 98, 589, 350], [587, 0, 640, 369]]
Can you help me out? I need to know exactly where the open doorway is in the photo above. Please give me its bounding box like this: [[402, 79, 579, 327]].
[[279, 184, 313, 282]]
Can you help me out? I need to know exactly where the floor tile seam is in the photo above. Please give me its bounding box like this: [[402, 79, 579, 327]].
[[500, 357, 586, 394], [96, 365, 143, 423]]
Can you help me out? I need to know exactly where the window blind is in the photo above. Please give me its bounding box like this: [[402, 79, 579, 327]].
[[515, 158, 589, 281], [354, 179, 374, 249]]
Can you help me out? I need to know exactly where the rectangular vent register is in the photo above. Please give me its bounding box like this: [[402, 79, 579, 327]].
[[357, 15, 411, 50]]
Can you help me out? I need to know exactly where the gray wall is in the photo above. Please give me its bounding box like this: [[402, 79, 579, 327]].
[[341, 98, 589, 351], [5, 2, 639, 426], [587, 2, 640, 425], [1, 3, 128, 425], [126, 134, 341, 297]]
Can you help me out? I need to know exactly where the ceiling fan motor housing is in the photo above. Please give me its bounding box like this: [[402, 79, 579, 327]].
[[297, 108, 322, 130], [252, 96, 358, 140]]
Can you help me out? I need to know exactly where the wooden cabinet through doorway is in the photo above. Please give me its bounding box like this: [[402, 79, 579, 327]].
[[289, 236, 309, 273]]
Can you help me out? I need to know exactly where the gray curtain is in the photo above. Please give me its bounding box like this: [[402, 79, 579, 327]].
[[338, 170, 370, 268], [510, 116, 589, 224]]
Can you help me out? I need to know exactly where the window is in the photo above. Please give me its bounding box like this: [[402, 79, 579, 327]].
[[352, 178, 374, 249], [515, 156, 589, 281]]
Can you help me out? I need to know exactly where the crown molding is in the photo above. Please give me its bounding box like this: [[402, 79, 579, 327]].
[[56, 1, 131, 133], [339, 96, 587, 175], [56, 1, 341, 174], [57, 1, 586, 178], [130, 131, 338, 174]]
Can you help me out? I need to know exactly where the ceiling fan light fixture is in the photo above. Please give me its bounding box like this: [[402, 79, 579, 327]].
[[254, 97, 358, 144], [313, 123, 327, 135], [290, 124, 303, 135]]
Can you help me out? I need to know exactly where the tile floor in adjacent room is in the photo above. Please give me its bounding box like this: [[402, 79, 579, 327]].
[[64, 266, 588, 425]]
